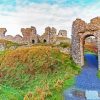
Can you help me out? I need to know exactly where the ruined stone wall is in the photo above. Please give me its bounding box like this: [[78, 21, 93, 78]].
[[0, 28, 7, 38], [58, 30, 67, 37], [71, 30, 81, 65], [40, 27, 57, 44], [14, 35, 23, 43], [71, 17, 100, 66], [0, 26, 69, 46], [51, 27, 57, 34], [71, 18, 86, 65], [45, 27, 51, 35], [5, 35, 14, 41], [21, 26, 39, 44], [44, 27, 57, 35]]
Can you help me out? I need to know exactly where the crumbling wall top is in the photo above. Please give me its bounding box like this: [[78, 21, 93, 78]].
[[44, 26, 57, 35], [45, 26, 51, 34], [91, 17, 100, 25], [72, 18, 86, 33], [0, 28, 7, 34], [21, 26, 37, 37], [72, 17, 100, 34], [58, 30, 67, 37]]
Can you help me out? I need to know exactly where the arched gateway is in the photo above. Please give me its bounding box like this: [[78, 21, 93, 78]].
[[71, 17, 100, 69]]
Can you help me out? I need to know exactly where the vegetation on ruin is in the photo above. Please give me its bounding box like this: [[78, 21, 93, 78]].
[[0, 39, 21, 49], [84, 43, 97, 54], [97, 70, 100, 79], [57, 42, 71, 48], [0, 46, 80, 100]]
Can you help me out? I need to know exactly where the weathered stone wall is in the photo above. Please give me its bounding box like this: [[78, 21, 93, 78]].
[[14, 35, 23, 43], [5, 35, 14, 41], [40, 35, 50, 43], [40, 26, 57, 44], [45, 26, 51, 35], [58, 30, 67, 37], [71, 31, 81, 65], [21, 26, 39, 44], [0, 26, 69, 46], [71, 17, 100, 66], [51, 27, 57, 34], [0, 28, 7, 38]]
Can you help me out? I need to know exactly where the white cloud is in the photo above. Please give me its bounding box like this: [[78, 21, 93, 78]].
[[0, 2, 99, 38]]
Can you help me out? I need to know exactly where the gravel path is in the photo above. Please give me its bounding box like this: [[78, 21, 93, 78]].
[[75, 54, 100, 90], [64, 54, 100, 100]]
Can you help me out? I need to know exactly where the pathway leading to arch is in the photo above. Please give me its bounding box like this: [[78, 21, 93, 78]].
[[64, 54, 100, 100], [76, 54, 100, 90]]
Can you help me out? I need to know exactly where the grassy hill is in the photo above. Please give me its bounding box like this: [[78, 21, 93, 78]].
[[0, 46, 80, 100]]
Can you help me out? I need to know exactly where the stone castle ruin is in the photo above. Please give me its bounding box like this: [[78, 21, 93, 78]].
[[21, 26, 39, 44], [40, 27, 57, 44], [58, 30, 67, 37], [0, 26, 70, 45], [71, 17, 100, 68], [0, 17, 100, 68]]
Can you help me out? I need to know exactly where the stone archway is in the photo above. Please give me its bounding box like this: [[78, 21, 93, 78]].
[[71, 17, 100, 69], [80, 33, 97, 66]]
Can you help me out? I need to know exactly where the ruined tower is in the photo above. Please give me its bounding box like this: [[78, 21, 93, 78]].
[[21, 26, 39, 44], [0, 28, 7, 38], [40, 26, 57, 43]]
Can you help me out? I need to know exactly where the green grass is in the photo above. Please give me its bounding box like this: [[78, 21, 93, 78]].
[[84, 51, 96, 55], [0, 46, 80, 100], [84, 49, 97, 55], [97, 70, 100, 79], [0, 84, 23, 100], [0, 72, 75, 100], [57, 42, 71, 48], [0, 65, 79, 100]]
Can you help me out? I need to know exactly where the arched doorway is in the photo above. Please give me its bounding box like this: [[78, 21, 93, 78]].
[[71, 17, 100, 69], [32, 40, 35, 44], [82, 35, 98, 68], [80, 33, 98, 66], [43, 39, 47, 43]]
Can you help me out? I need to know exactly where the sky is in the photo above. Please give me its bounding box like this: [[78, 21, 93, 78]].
[[0, 0, 100, 37]]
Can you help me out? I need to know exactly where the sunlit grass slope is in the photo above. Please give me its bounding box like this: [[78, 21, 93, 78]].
[[0, 46, 80, 100]]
